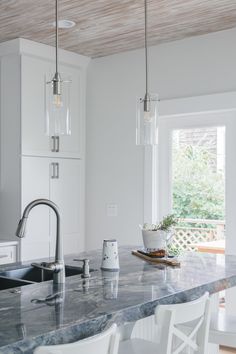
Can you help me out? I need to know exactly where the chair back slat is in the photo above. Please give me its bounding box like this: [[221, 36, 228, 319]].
[[156, 293, 209, 324], [34, 324, 119, 354], [154, 293, 211, 354]]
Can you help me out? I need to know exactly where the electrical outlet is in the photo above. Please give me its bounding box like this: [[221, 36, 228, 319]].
[[107, 204, 118, 217]]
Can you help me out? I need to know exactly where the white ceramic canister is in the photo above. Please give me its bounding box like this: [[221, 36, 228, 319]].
[[101, 239, 119, 271]]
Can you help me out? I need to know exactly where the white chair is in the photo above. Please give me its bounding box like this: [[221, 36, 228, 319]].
[[181, 300, 236, 349], [119, 292, 211, 354], [34, 323, 119, 354], [209, 307, 236, 348]]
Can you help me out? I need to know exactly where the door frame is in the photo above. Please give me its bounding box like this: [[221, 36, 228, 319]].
[[144, 91, 236, 255]]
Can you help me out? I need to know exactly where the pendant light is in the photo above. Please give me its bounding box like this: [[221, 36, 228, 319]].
[[136, 0, 158, 145], [45, 0, 71, 136]]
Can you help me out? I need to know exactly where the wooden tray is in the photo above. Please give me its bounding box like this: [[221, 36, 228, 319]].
[[132, 250, 181, 266]]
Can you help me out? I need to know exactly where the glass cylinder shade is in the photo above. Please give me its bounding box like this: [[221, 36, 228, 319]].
[[136, 94, 159, 145], [45, 74, 71, 136]]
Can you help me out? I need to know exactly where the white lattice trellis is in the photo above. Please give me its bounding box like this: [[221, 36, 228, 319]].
[[172, 227, 216, 251], [171, 219, 225, 251]]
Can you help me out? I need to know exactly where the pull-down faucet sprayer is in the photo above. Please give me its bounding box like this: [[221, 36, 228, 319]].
[[16, 199, 65, 284]]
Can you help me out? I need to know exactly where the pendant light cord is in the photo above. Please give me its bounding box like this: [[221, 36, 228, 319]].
[[145, 0, 148, 95], [55, 0, 59, 74]]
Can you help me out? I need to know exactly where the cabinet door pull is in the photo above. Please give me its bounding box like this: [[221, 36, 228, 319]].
[[55, 163, 59, 179], [55, 136, 60, 152], [0, 255, 8, 259], [51, 163, 56, 179], [51, 136, 56, 152]]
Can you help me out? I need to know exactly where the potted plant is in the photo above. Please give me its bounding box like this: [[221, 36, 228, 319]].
[[141, 214, 177, 251]]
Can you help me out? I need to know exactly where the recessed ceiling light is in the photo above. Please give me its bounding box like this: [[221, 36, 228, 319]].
[[53, 20, 76, 29]]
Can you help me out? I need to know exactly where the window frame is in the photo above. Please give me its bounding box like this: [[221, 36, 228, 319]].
[[144, 91, 236, 255]]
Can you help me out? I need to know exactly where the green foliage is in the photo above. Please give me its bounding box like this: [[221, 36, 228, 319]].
[[157, 214, 177, 231], [172, 144, 225, 221], [167, 244, 182, 257], [143, 214, 177, 232]]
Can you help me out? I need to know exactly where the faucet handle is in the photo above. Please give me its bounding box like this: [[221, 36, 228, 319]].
[[31, 262, 55, 272], [31, 262, 62, 272], [73, 258, 90, 278]]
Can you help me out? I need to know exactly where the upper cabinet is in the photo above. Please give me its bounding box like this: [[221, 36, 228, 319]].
[[0, 38, 90, 159], [21, 54, 86, 158], [21, 55, 52, 157]]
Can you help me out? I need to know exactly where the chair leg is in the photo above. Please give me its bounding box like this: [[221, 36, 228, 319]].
[[209, 294, 220, 354], [208, 343, 220, 354]]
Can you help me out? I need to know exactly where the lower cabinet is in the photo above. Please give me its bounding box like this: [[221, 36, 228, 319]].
[[49, 158, 82, 257], [21, 156, 83, 261], [0, 243, 18, 265]]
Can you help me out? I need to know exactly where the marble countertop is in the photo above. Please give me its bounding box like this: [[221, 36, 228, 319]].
[[1, 246, 236, 353]]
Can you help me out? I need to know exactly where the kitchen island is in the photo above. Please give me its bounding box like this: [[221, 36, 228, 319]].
[[0, 246, 236, 353]]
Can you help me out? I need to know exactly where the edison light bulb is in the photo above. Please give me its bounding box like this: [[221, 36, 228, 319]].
[[53, 94, 63, 108], [144, 110, 153, 123]]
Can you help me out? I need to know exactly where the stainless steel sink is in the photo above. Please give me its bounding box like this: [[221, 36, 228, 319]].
[[0, 265, 85, 283], [0, 276, 33, 290], [0, 265, 92, 290]]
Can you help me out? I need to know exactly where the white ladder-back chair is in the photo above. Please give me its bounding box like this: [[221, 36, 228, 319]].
[[209, 307, 236, 348], [119, 292, 210, 354], [34, 324, 119, 354]]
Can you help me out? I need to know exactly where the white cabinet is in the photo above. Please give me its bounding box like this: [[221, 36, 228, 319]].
[[0, 39, 89, 261], [21, 157, 51, 260], [49, 158, 83, 256], [53, 63, 84, 159], [21, 54, 85, 159], [21, 55, 51, 157], [0, 242, 18, 265], [21, 156, 84, 260]]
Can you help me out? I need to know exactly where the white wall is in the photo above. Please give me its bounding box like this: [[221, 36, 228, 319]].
[[86, 28, 236, 251]]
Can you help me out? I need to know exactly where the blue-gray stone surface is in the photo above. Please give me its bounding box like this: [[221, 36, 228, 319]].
[[0, 246, 236, 353]]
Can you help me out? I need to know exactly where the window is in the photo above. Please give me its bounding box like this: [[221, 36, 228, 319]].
[[172, 126, 225, 251]]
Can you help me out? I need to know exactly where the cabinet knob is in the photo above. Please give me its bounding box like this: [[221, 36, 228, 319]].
[[55, 136, 60, 152], [51, 136, 56, 152], [51, 136, 60, 152], [51, 163, 55, 178], [55, 162, 59, 178], [51, 163, 59, 179]]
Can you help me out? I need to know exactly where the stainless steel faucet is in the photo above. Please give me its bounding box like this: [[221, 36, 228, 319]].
[[16, 199, 65, 284]]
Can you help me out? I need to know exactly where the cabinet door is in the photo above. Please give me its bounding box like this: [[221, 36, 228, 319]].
[[21, 55, 52, 157], [0, 246, 17, 265], [49, 159, 84, 257], [21, 55, 83, 159], [54, 63, 83, 158], [21, 156, 50, 261]]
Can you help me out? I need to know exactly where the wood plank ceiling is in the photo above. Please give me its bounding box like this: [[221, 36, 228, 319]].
[[0, 0, 236, 58]]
